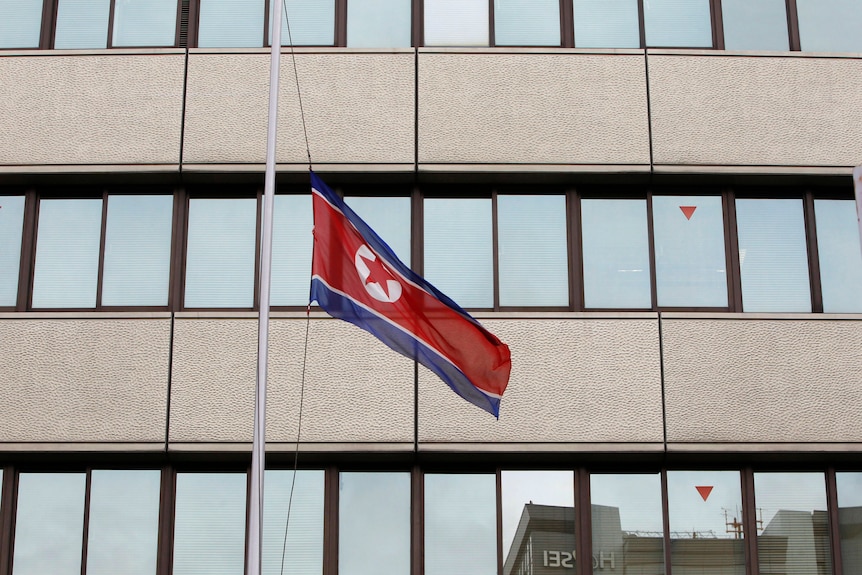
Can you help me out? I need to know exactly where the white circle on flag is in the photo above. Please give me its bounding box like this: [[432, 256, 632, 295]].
[[354, 244, 402, 303]]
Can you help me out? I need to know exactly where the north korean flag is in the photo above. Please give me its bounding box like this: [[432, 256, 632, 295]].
[[310, 171, 511, 417]]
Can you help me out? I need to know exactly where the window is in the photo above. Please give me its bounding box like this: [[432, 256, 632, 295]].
[[197, 0, 263, 48], [54, 0, 111, 49], [721, 0, 789, 51], [263, 470, 325, 575], [796, 0, 862, 53], [495, 0, 560, 46], [344, 195, 411, 266], [643, 0, 712, 47], [573, 0, 640, 48], [0, 196, 25, 307], [424, 0, 488, 46], [814, 199, 862, 313], [269, 0, 335, 46], [272, 195, 313, 307], [112, 0, 177, 47], [836, 472, 862, 574], [0, 0, 43, 48], [347, 0, 411, 48]]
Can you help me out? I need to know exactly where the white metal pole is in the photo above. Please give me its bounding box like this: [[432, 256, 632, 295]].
[[854, 165, 862, 260], [248, 0, 283, 573]]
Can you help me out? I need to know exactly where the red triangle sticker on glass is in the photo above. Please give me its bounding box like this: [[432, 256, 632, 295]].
[[680, 206, 697, 220], [695, 486, 713, 501]]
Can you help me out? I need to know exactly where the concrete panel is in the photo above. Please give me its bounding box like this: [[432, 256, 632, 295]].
[[0, 317, 170, 444], [649, 53, 862, 169], [663, 317, 862, 444], [0, 51, 184, 167], [169, 317, 414, 445], [418, 318, 663, 446], [183, 50, 415, 168], [417, 50, 651, 168]]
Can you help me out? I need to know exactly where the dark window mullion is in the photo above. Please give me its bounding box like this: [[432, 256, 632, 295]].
[[253, 189, 263, 311], [561, 0, 574, 47], [661, 470, 673, 575], [263, 0, 271, 47], [411, 465, 424, 575], [412, 0, 424, 47], [177, 192, 192, 311], [637, 0, 646, 48], [488, 0, 495, 46], [785, 0, 801, 50], [39, 0, 56, 49], [722, 189, 743, 312], [324, 466, 340, 575], [803, 190, 823, 313], [335, 0, 347, 46], [491, 190, 499, 311], [741, 468, 759, 575], [575, 468, 591, 575], [106, 0, 117, 48], [711, 0, 725, 49], [16, 190, 38, 312], [156, 467, 176, 575], [79, 470, 92, 575], [174, 0, 185, 47], [568, 189, 582, 311], [95, 192, 109, 310], [166, 189, 184, 312], [646, 190, 658, 310], [827, 468, 844, 575], [412, 187, 423, 277], [495, 469, 503, 575], [0, 467, 15, 575]]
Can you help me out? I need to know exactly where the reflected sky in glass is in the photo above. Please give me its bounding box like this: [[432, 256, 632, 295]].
[[0, 196, 25, 306], [347, 0, 411, 47], [86, 470, 160, 575], [644, 0, 712, 47], [32, 199, 102, 308], [498, 195, 568, 307], [501, 471, 574, 558], [112, 0, 177, 47], [814, 199, 862, 312], [424, 0, 489, 46], [270, 0, 335, 46], [0, 0, 43, 48], [345, 196, 411, 266], [185, 198, 257, 308], [54, 0, 110, 48], [668, 471, 743, 538], [837, 473, 862, 575], [754, 472, 827, 527], [263, 470, 324, 575], [425, 474, 496, 575], [424, 198, 493, 308], [495, 0, 560, 46], [573, 0, 640, 48], [198, 0, 263, 47], [581, 199, 651, 308], [339, 473, 410, 575], [13, 473, 85, 575], [796, 0, 862, 53], [653, 195, 727, 307], [102, 195, 173, 307], [174, 473, 247, 575], [736, 199, 811, 312], [721, 0, 788, 51], [272, 195, 313, 306]]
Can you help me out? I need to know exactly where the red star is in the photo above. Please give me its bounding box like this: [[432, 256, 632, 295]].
[[360, 251, 394, 298]]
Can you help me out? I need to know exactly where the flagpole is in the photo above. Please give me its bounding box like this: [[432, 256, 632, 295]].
[[248, 0, 283, 572]]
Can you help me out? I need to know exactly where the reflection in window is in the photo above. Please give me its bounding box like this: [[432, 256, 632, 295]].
[[0, 196, 25, 306], [721, 0, 788, 51], [502, 471, 575, 575], [498, 195, 568, 307], [272, 195, 313, 306], [644, 0, 712, 47], [112, 0, 177, 47], [424, 198, 492, 308], [269, 0, 335, 46], [667, 471, 745, 574], [174, 473, 247, 575], [814, 199, 862, 312], [54, 0, 110, 48], [13, 473, 86, 575], [736, 199, 811, 312], [581, 199, 651, 308], [185, 198, 257, 308], [796, 0, 862, 53], [590, 474, 664, 575], [263, 470, 325, 575], [495, 0, 560, 46], [653, 195, 727, 307], [837, 472, 862, 574], [424, 0, 488, 46], [32, 199, 102, 308], [0, 0, 43, 48], [339, 473, 409, 575], [345, 196, 411, 266], [198, 0, 264, 48], [347, 0, 411, 47], [754, 472, 831, 575], [573, 0, 640, 48], [86, 470, 161, 575], [425, 474, 496, 575]]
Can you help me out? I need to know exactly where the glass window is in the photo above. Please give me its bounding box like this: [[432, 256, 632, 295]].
[[736, 199, 811, 312], [424, 0, 488, 46], [173, 473, 247, 575], [796, 0, 862, 53], [269, 0, 335, 46], [644, 0, 712, 47], [102, 195, 173, 307], [339, 472, 410, 575], [581, 199, 651, 309], [272, 195, 313, 306], [815, 199, 862, 313], [498, 195, 568, 307], [112, 0, 177, 47], [1, 196, 25, 307], [721, 0, 788, 51], [0, 0, 43, 48], [590, 474, 664, 575], [185, 198, 257, 308], [263, 470, 324, 575], [86, 470, 161, 575], [32, 198, 102, 308], [198, 0, 264, 48], [754, 472, 831, 575], [495, 0, 560, 46], [837, 472, 862, 575], [425, 474, 496, 575], [573, 0, 640, 48], [502, 471, 575, 574], [424, 198, 492, 308], [13, 473, 86, 575], [653, 195, 728, 307], [347, 0, 411, 48], [54, 0, 110, 48], [667, 471, 745, 574], [344, 196, 411, 266]]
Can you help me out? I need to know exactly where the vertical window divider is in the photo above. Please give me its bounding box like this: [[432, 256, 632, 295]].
[[803, 190, 823, 313], [488, 0, 495, 46], [412, 187, 423, 277], [491, 190, 500, 311], [711, 0, 725, 49], [574, 468, 591, 575], [567, 189, 582, 311], [495, 469, 503, 575], [335, 0, 348, 46], [95, 192, 109, 311], [411, 464, 424, 575], [826, 467, 844, 575], [79, 469, 92, 575], [25, 194, 44, 312], [646, 190, 658, 310], [324, 466, 339, 575], [253, 189, 263, 311], [0, 467, 15, 575], [171, 188, 189, 312], [560, 0, 574, 47], [636, 0, 646, 48], [785, 0, 801, 50], [156, 466, 176, 575], [174, 0, 185, 47], [3, 472, 20, 575], [106, 0, 117, 48], [660, 469, 673, 575], [16, 190, 38, 312], [724, 189, 743, 312], [39, 0, 57, 49], [741, 467, 759, 575], [187, 0, 200, 48], [412, 0, 424, 46], [263, 0, 271, 47]]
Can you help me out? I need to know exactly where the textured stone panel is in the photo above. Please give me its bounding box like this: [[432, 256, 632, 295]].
[[0, 52, 184, 166], [0, 318, 170, 443], [183, 51, 415, 166], [169, 317, 413, 444], [649, 54, 862, 168], [663, 318, 862, 443], [418, 318, 663, 444], [417, 52, 650, 166]]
